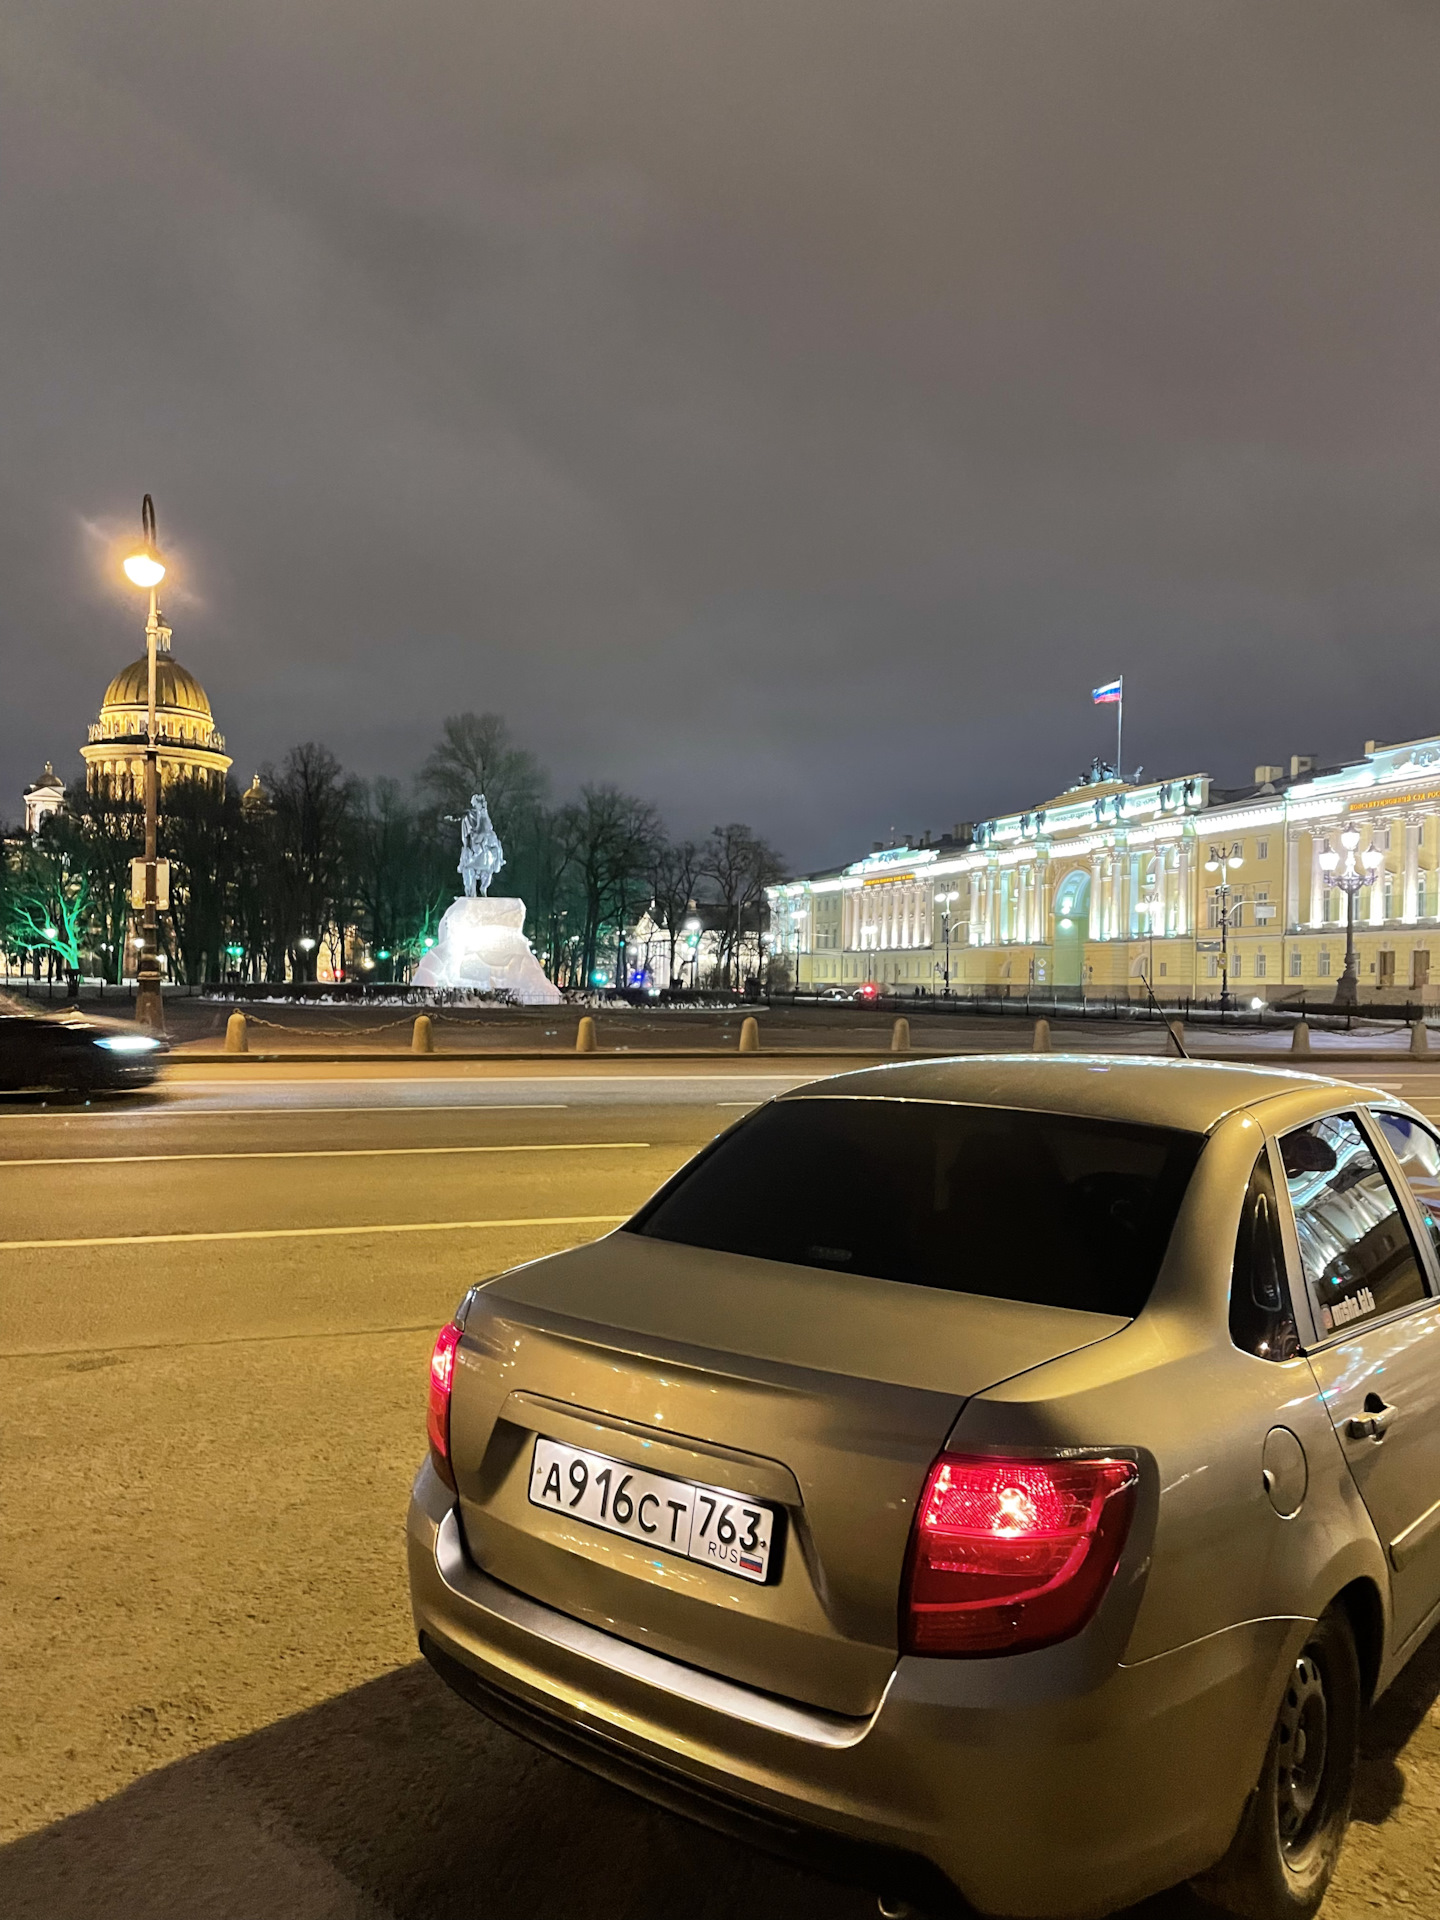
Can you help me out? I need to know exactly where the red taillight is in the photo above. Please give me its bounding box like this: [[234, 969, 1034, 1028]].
[[427, 1321, 463, 1491], [901, 1452, 1138, 1656]]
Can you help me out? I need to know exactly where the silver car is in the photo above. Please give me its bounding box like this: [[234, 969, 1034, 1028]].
[[408, 1057, 1440, 1918]]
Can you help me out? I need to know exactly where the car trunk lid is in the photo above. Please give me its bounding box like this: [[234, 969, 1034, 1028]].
[[448, 1231, 1127, 1716]]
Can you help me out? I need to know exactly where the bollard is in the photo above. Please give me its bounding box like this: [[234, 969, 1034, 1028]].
[[1167, 1020, 1186, 1058], [891, 1017, 911, 1053], [1032, 1017, 1052, 1053], [1412, 1020, 1431, 1059], [224, 1010, 249, 1054], [738, 1015, 760, 1054], [412, 1014, 434, 1054], [576, 1015, 597, 1053], [1291, 1020, 1312, 1055]]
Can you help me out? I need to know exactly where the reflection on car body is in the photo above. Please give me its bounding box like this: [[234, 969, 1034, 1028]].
[[408, 1056, 1440, 1919]]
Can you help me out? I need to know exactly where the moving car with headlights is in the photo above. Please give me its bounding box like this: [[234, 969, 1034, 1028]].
[[409, 1056, 1440, 1918], [0, 994, 168, 1092]]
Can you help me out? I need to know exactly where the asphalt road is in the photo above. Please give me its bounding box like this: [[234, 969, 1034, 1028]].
[[3, 1060, 1440, 1920]]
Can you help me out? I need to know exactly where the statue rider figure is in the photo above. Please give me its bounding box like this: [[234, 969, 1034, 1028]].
[[447, 794, 504, 898]]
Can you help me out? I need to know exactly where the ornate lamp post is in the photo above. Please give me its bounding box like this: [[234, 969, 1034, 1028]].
[[936, 890, 958, 996], [1203, 849, 1245, 1013], [122, 495, 167, 1034], [1318, 827, 1382, 1010]]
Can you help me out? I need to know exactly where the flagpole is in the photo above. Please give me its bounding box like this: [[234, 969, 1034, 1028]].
[[1117, 676, 1124, 781]]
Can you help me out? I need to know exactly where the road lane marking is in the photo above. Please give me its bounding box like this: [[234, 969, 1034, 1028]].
[[0, 1142, 651, 1169], [0, 1103, 573, 1121], [0, 1214, 630, 1252]]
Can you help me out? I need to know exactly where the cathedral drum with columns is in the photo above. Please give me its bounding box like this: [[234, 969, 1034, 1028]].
[[767, 736, 1440, 1005]]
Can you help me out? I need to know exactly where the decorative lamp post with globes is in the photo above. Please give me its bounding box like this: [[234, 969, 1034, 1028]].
[[1203, 848, 1245, 1014], [122, 495, 168, 1034], [936, 890, 958, 997], [1317, 826, 1383, 1011]]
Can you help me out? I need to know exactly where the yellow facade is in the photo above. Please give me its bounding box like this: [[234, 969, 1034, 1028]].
[[768, 740, 1440, 1005]]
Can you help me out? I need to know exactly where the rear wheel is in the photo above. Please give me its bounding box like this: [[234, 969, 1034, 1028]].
[[1193, 1607, 1360, 1920]]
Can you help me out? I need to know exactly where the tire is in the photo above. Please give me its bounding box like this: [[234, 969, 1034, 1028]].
[[1193, 1606, 1360, 1920]]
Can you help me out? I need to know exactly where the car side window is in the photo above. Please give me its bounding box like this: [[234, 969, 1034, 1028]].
[[1373, 1111, 1440, 1264], [1279, 1113, 1430, 1337], [1230, 1150, 1300, 1361]]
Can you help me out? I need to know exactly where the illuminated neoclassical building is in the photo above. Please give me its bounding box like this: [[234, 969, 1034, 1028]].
[[80, 618, 231, 797], [768, 734, 1440, 1004]]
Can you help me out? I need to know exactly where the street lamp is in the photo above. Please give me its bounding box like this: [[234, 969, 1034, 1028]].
[[1203, 851, 1245, 1013], [122, 494, 167, 1033], [1317, 826, 1382, 1010], [936, 891, 958, 996], [1140, 887, 1161, 1001]]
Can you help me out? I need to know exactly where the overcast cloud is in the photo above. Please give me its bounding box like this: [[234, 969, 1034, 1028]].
[[3, 1, 1439, 871]]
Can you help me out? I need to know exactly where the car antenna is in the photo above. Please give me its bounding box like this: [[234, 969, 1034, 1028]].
[[1139, 970, 1189, 1060]]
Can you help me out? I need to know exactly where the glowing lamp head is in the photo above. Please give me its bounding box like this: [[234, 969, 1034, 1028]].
[[1205, 859, 1219, 873], [1251, 996, 1266, 1011], [1318, 850, 1340, 873], [1362, 848, 1384, 872], [1340, 826, 1361, 853], [123, 552, 166, 589]]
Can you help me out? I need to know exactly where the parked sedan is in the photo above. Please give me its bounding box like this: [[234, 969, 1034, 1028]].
[[0, 994, 168, 1093], [409, 1056, 1440, 1919]]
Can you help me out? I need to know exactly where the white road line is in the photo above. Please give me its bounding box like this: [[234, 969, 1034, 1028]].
[[0, 1103, 573, 1122], [0, 1213, 629, 1253], [0, 1142, 651, 1170]]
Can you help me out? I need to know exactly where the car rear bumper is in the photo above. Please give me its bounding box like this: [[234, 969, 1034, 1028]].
[[408, 1461, 1303, 1919]]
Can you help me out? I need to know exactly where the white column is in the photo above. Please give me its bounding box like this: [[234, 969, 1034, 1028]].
[[1369, 835, 1386, 926], [1089, 856, 1104, 939], [1175, 841, 1191, 937], [1035, 858, 1050, 945], [1286, 831, 1300, 932], [1404, 820, 1420, 924], [1309, 833, 1326, 929]]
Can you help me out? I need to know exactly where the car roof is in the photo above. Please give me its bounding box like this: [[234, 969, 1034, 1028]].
[[780, 1053, 1382, 1134]]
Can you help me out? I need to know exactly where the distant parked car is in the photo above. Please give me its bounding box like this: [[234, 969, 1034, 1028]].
[[0, 994, 168, 1093], [851, 982, 880, 1002], [410, 1056, 1440, 1919]]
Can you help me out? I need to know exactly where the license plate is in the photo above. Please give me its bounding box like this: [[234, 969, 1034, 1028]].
[[527, 1437, 778, 1584]]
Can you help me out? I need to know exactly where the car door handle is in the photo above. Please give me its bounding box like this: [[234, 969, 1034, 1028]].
[[1347, 1402, 1397, 1442]]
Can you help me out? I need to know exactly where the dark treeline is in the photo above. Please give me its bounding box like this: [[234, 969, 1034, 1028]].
[[1, 713, 786, 990]]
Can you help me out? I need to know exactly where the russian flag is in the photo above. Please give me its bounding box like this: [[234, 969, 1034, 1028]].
[[1092, 678, 1122, 705]]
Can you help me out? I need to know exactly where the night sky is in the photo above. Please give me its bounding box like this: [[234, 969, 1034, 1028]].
[[4, 2, 1439, 872]]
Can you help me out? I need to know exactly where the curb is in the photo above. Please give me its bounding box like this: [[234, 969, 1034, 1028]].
[[165, 1045, 1435, 1069]]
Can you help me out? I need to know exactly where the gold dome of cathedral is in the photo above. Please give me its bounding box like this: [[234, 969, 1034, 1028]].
[[82, 624, 231, 797]]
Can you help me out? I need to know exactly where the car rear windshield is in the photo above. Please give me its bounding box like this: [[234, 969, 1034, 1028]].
[[630, 1097, 1202, 1318]]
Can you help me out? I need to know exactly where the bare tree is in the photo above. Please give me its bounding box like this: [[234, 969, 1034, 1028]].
[[261, 743, 360, 980], [647, 837, 706, 988], [702, 823, 786, 990], [419, 712, 548, 872], [557, 785, 663, 988]]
